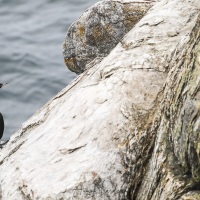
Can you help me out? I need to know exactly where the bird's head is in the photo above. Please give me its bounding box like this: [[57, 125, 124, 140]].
[[0, 83, 8, 88]]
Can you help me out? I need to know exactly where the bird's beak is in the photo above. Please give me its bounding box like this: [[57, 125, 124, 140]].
[[0, 83, 8, 88]]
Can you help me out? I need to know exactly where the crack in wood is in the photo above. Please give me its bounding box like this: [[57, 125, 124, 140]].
[[59, 144, 87, 155]]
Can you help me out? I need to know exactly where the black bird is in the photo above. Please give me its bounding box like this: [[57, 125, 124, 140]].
[[0, 83, 7, 140], [0, 113, 4, 139], [0, 83, 8, 88]]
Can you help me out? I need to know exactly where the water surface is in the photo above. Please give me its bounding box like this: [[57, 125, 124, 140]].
[[0, 0, 99, 140]]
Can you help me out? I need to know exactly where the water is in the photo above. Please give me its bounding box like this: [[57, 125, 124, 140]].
[[0, 0, 99, 140]]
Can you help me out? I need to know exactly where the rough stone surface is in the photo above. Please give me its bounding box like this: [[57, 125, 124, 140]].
[[63, 0, 155, 74], [0, 0, 200, 199]]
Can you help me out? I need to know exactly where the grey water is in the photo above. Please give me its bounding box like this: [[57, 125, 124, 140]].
[[0, 0, 99, 140]]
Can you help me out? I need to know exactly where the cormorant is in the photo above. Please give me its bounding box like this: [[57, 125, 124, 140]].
[[0, 83, 7, 88], [0, 112, 4, 139], [0, 83, 7, 140]]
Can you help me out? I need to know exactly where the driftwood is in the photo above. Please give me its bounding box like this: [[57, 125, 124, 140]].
[[0, 0, 200, 199]]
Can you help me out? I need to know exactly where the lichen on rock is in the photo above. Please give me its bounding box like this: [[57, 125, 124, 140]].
[[63, 0, 155, 74]]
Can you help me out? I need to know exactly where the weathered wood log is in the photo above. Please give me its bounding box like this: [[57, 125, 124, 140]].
[[0, 0, 199, 199]]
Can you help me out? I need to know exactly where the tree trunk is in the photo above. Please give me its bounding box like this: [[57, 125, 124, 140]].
[[0, 0, 200, 199]]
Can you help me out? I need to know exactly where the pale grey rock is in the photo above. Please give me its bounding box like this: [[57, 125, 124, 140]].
[[63, 0, 155, 74], [0, 0, 200, 199]]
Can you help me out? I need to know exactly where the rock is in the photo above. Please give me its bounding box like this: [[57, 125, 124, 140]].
[[63, 0, 155, 74], [0, 0, 200, 199]]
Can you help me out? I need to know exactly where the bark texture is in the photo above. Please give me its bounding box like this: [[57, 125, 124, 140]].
[[0, 0, 200, 199]]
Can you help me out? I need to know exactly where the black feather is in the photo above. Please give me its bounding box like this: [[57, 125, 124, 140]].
[[0, 113, 4, 139]]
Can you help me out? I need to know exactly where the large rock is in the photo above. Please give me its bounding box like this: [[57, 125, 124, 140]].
[[0, 0, 200, 199], [63, 0, 155, 74]]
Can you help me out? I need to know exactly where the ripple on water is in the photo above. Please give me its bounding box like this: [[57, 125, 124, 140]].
[[0, 0, 99, 140]]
